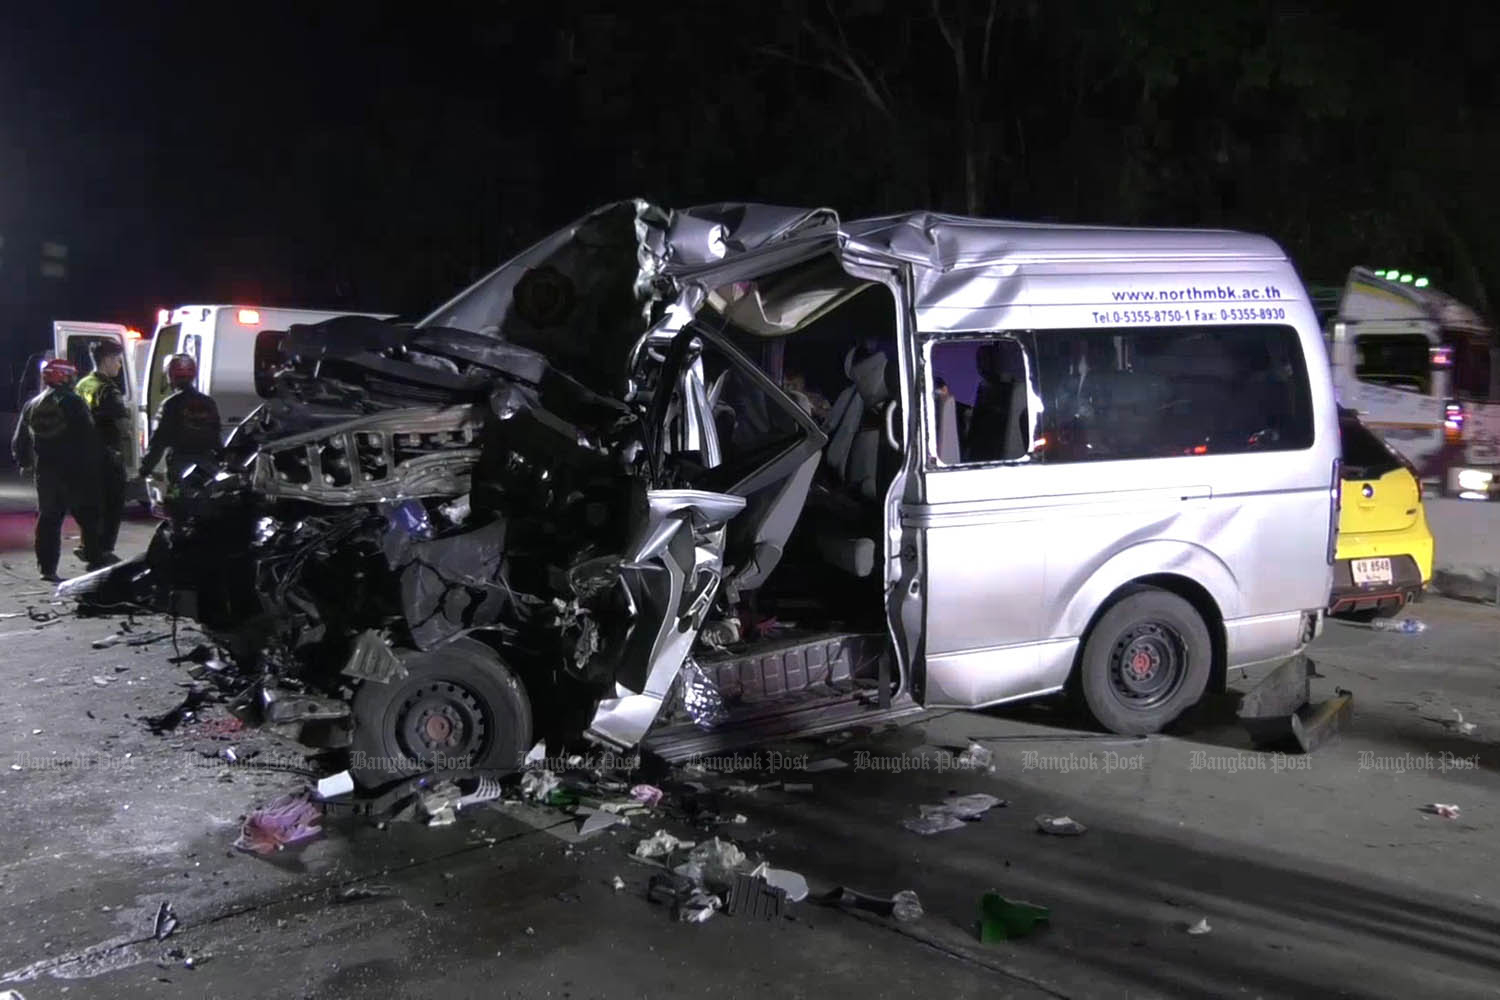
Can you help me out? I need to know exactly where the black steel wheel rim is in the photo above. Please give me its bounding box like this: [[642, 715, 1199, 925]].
[[1108, 621, 1188, 708], [396, 680, 491, 766]]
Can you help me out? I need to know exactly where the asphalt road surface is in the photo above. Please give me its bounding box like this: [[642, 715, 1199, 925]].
[[0, 520, 1498, 999]]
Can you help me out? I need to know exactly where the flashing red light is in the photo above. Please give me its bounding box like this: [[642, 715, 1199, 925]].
[[1444, 400, 1465, 444], [237, 308, 261, 326], [1430, 346, 1453, 368], [124, 327, 142, 340]]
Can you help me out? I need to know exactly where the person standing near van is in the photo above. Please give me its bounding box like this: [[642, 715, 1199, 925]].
[[76, 340, 130, 558], [138, 354, 223, 485], [11, 359, 109, 581]]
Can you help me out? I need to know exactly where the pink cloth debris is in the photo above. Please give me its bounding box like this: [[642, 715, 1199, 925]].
[[629, 784, 664, 807], [234, 793, 324, 855]]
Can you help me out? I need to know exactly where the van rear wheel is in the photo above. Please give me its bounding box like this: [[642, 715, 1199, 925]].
[[1077, 589, 1211, 735]]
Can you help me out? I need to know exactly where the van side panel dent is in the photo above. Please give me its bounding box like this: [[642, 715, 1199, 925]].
[[1049, 538, 1241, 641]]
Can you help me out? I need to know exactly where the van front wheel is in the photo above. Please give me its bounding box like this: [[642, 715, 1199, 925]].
[[1077, 590, 1211, 735]]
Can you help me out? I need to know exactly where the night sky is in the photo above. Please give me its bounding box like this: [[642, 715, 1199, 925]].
[[3, 1, 1499, 377]]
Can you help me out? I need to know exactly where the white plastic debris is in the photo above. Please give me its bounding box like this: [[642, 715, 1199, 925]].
[[903, 812, 967, 835], [805, 758, 848, 772], [730, 814, 748, 825], [782, 782, 813, 792], [577, 810, 627, 838], [1035, 814, 1087, 836], [520, 769, 560, 803], [523, 741, 546, 766], [1452, 710, 1477, 736], [1423, 803, 1461, 819], [903, 793, 1006, 834], [419, 781, 461, 826], [687, 838, 749, 884], [634, 829, 695, 859], [456, 776, 504, 810], [679, 889, 721, 923], [751, 863, 809, 902], [315, 770, 355, 800], [956, 742, 996, 772], [892, 889, 924, 922], [611, 875, 626, 892], [1186, 917, 1212, 935]]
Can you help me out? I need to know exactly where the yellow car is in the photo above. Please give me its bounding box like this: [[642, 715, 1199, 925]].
[[1329, 408, 1435, 618]]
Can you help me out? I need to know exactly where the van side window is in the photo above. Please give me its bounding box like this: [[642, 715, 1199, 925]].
[[927, 338, 1034, 466], [1029, 324, 1314, 462]]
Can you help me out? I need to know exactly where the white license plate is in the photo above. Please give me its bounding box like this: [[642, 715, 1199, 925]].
[[1352, 557, 1393, 585]]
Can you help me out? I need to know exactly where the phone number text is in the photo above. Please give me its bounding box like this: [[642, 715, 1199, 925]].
[[1091, 306, 1288, 325]]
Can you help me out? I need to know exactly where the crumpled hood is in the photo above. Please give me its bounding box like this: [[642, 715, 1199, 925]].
[[410, 200, 839, 397]]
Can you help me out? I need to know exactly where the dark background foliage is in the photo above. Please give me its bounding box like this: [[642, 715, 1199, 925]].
[[2, 0, 1495, 375]]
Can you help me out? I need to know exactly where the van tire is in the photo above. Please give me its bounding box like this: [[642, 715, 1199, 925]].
[[349, 637, 532, 791], [1076, 589, 1212, 735]]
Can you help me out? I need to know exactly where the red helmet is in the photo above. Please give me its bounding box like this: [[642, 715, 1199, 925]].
[[165, 353, 198, 388], [41, 359, 77, 387]]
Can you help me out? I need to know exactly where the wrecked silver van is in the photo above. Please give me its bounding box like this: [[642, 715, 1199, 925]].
[[66, 201, 1339, 787]]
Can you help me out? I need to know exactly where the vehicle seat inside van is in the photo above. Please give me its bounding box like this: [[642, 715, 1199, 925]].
[[963, 342, 1028, 462], [808, 345, 894, 578]]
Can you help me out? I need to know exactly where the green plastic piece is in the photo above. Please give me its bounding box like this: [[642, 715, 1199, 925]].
[[979, 892, 1051, 942]]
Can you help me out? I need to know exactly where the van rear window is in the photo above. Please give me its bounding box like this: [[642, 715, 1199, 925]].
[[927, 324, 1314, 466]]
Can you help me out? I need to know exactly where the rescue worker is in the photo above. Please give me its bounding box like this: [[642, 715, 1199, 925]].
[[138, 354, 222, 490], [11, 359, 109, 581], [75, 340, 130, 559]]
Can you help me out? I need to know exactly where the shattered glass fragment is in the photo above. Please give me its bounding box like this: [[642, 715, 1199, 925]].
[[680, 659, 727, 730]]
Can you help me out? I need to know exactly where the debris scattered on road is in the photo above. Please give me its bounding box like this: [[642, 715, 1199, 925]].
[[336, 884, 393, 903], [686, 837, 750, 886], [978, 892, 1049, 942], [1035, 814, 1087, 836], [1450, 710, 1478, 736], [125, 630, 173, 647], [1423, 803, 1461, 819], [782, 782, 813, 793], [634, 829, 695, 859], [152, 901, 179, 941], [956, 742, 996, 772], [233, 793, 323, 854], [1186, 917, 1212, 935], [725, 872, 787, 920], [419, 782, 462, 826], [91, 634, 124, 649], [648, 872, 721, 924], [903, 793, 1006, 834], [578, 810, 627, 838], [314, 771, 355, 800], [91, 675, 112, 686], [805, 758, 848, 772], [629, 783, 664, 807], [1370, 617, 1427, 634], [520, 769, 560, 803], [812, 886, 923, 922], [751, 864, 808, 902], [456, 775, 504, 810], [144, 688, 215, 734], [611, 875, 626, 892], [679, 888, 721, 923]]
